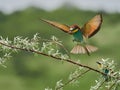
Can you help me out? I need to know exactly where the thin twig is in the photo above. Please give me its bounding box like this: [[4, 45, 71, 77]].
[[96, 80, 105, 90], [40, 38, 70, 57], [56, 69, 90, 90], [53, 41, 70, 56], [108, 80, 118, 90]]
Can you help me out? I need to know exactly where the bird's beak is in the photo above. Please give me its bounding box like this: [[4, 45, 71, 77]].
[[96, 61, 101, 65]]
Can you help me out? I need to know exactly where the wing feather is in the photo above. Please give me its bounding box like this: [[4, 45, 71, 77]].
[[82, 14, 103, 38], [40, 19, 70, 33]]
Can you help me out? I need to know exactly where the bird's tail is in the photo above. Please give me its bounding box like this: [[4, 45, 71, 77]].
[[70, 44, 98, 55]]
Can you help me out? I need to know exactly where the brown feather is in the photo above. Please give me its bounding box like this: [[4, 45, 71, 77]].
[[82, 14, 103, 38], [40, 19, 70, 33], [70, 44, 98, 55]]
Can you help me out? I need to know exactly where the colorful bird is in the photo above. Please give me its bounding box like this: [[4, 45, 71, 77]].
[[96, 61, 110, 81], [40, 14, 102, 55]]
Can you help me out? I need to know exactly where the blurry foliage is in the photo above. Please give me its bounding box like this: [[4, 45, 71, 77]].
[[0, 7, 120, 90]]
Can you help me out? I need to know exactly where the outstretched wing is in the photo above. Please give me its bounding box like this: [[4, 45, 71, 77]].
[[81, 14, 102, 38], [40, 19, 70, 33]]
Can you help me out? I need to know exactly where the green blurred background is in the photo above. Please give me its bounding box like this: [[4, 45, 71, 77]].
[[0, 6, 120, 90]]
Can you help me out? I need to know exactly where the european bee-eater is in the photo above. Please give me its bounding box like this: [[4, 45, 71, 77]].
[[96, 61, 110, 81], [40, 14, 102, 55]]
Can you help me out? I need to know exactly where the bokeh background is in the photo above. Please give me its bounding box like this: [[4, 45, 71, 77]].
[[0, 0, 120, 90]]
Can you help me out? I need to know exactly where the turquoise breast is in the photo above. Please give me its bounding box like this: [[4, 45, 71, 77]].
[[73, 30, 83, 42]]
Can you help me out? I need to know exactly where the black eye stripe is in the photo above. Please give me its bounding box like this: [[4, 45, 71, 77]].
[[73, 27, 78, 30], [71, 27, 78, 31], [70, 26, 79, 31]]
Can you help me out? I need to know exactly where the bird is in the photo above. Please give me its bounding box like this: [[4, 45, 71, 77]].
[[96, 61, 110, 81], [40, 14, 102, 55]]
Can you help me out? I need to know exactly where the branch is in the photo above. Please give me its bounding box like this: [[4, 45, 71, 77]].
[[56, 69, 90, 90], [0, 41, 106, 76]]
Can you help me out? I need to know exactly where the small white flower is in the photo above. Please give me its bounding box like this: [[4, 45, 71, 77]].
[[55, 80, 63, 90], [45, 87, 52, 90]]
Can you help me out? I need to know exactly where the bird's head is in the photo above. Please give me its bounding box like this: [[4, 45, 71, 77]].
[[96, 61, 103, 69], [69, 25, 80, 34]]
